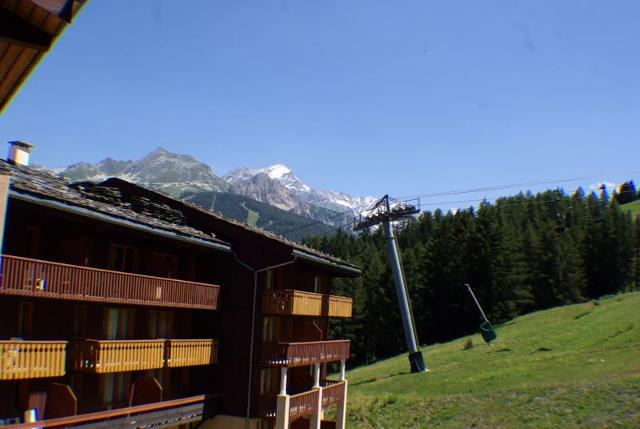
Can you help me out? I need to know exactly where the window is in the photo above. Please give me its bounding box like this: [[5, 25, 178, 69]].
[[103, 308, 135, 340], [149, 251, 178, 278], [265, 270, 274, 290], [148, 310, 168, 338], [100, 373, 130, 408], [24, 226, 41, 258], [70, 375, 83, 400], [259, 368, 275, 394], [73, 306, 88, 338], [108, 244, 138, 273], [262, 317, 275, 342], [17, 302, 33, 338]]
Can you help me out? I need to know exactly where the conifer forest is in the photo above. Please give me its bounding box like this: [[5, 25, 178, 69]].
[[306, 186, 640, 367]]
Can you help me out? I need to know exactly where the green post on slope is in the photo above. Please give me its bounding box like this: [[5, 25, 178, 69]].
[[464, 283, 497, 344]]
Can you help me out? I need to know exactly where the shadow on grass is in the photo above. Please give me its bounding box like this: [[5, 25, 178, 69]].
[[351, 370, 412, 386], [574, 311, 592, 320]]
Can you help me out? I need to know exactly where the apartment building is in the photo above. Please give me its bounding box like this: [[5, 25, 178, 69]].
[[0, 152, 230, 427], [0, 148, 359, 429]]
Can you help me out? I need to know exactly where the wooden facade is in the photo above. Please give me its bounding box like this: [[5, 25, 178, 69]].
[[0, 164, 360, 429], [262, 290, 353, 318], [0, 341, 66, 380], [0, 0, 87, 114], [0, 172, 230, 428]]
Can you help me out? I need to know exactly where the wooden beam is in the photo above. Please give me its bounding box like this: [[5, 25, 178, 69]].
[[0, 7, 52, 51], [29, 0, 75, 22]]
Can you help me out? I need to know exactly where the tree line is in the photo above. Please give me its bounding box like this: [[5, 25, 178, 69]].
[[306, 185, 640, 367]]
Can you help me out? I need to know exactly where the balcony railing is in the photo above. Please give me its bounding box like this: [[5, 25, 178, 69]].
[[263, 289, 323, 316], [321, 380, 346, 411], [289, 389, 319, 421], [262, 289, 353, 318], [259, 381, 346, 419], [0, 341, 67, 380], [166, 339, 218, 368], [2, 395, 214, 429], [327, 295, 353, 317], [261, 340, 350, 367], [71, 339, 165, 373], [0, 254, 220, 310]]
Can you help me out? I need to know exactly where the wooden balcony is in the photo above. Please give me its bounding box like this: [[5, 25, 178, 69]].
[[327, 295, 353, 317], [261, 340, 350, 367], [262, 289, 353, 318], [166, 339, 218, 368], [260, 383, 345, 421], [0, 340, 67, 380], [2, 395, 215, 429], [71, 339, 165, 374], [0, 254, 220, 310], [321, 380, 346, 411], [289, 388, 319, 421]]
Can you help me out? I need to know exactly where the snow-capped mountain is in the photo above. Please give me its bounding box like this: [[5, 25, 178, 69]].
[[226, 164, 311, 193], [51, 148, 376, 231], [224, 164, 375, 214]]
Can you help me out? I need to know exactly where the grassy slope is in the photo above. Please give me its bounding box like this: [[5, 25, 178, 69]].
[[346, 293, 640, 428], [621, 200, 640, 219]]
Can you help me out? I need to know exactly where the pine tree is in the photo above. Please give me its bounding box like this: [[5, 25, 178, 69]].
[[305, 184, 638, 367]]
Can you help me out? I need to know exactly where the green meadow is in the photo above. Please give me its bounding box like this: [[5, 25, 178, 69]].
[[345, 292, 640, 428]]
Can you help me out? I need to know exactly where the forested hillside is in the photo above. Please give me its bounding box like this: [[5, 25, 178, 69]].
[[181, 190, 336, 241], [307, 187, 640, 367]]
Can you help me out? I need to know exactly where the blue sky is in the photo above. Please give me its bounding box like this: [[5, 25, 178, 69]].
[[0, 0, 638, 204]]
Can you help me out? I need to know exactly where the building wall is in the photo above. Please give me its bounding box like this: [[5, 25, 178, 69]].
[[0, 198, 227, 422]]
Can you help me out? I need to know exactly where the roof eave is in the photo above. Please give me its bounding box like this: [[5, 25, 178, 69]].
[[8, 189, 233, 253], [291, 249, 361, 277]]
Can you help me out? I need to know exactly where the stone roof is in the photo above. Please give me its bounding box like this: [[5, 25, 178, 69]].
[[0, 161, 360, 274], [100, 178, 361, 274], [0, 160, 229, 248]]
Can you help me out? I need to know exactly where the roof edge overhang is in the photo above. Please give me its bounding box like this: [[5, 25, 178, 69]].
[[291, 249, 361, 277], [8, 190, 233, 254]]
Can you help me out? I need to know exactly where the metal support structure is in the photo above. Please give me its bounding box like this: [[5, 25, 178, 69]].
[[464, 283, 497, 344], [384, 220, 425, 372], [354, 195, 427, 373], [464, 283, 488, 323]]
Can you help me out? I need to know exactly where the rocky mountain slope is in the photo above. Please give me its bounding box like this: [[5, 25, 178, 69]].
[[51, 147, 374, 237], [61, 148, 230, 196], [225, 163, 376, 214]]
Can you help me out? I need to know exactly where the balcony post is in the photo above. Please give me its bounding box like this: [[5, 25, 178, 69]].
[[310, 385, 323, 429], [279, 366, 288, 395], [313, 363, 320, 388], [275, 394, 290, 429], [339, 359, 346, 381], [336, 380, 348, 429]]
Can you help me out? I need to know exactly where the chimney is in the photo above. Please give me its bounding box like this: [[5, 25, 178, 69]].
[[7, 141, 34, 166]]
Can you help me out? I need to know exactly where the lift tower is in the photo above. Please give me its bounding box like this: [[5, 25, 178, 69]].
[[354, 195, 427, 373]]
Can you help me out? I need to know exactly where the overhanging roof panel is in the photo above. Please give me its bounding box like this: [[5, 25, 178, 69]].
[[0, 0, 85, 113]]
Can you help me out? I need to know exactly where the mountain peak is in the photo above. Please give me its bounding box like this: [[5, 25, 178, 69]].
[[265, 164, 292, 179], [58, 148, 227, 196]]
